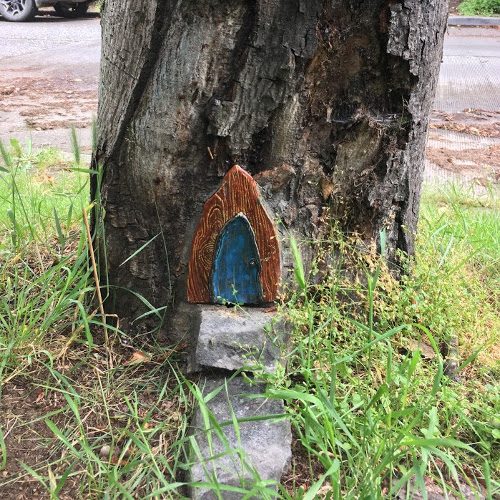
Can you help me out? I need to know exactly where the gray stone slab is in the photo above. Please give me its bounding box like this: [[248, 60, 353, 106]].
[[189, 376, 292, 500], [192, 306, 287, 373]]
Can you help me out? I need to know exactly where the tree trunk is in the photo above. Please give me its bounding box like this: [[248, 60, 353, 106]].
[[94, 0, 449, 339]]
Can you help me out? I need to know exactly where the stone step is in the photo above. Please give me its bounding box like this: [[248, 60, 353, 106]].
[[188, 375, 292, 499], [188, 306, 288, 374]]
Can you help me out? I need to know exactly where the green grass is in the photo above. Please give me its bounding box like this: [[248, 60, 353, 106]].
[[0, 138, 93, 378], [458, 0, 500, 16], [416, 183, 499, 364], [0, 137, 195, 497], [0, 138, 498, 498], [0, 138, 88, 255], [267, 182, 499, 498]]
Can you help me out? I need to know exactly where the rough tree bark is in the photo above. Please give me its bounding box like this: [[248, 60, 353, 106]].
[[94, 0, 449, 339]]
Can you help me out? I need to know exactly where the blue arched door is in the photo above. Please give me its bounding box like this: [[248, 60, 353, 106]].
[[210, 214, 263, 304]]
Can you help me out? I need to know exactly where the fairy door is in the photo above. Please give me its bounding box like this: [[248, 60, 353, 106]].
[[210, 214, 263, 304], [187, 165, 280, 304]]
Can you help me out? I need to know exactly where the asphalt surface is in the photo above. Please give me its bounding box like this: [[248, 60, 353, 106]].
[[435, 27, 500, 113], [425, 26, 500, 187], [0, 13, 100, 58]]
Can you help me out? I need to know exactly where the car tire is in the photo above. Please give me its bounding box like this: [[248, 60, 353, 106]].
[[0, 0, 37, 21], [53, 1, 88, 18]]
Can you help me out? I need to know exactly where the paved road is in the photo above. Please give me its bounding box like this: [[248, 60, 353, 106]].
[[0, 14, 100, 153], [0, 13, 100, 58], [435, 27, 500, 113]]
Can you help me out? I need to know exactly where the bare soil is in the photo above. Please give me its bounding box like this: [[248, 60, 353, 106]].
[[430, 109, 500, 139], [0, 73, 97, 152], [450, 0, 461, 15], [1, 374, 69, 499], [426, 109, 500, 186], [0, 343, 189, 499], [0, 77, 94, 131], [426, 143, 499, 178]]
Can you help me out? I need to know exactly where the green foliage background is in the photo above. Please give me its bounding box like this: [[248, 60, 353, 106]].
[[459, 0, 500, 15]]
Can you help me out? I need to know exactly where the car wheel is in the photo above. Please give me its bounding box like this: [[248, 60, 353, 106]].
[[0, 0, 37, 21], [54, 1, 88, 18]]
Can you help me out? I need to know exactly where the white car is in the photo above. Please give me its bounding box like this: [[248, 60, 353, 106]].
[[0, 0, 92, 22]]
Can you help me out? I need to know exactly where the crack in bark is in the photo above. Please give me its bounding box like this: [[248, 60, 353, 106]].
[[104, 1, 171, 164]]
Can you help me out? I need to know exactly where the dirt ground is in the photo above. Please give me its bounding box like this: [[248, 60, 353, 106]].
[[426, 109, 500, 186], [0, 342, 189, 499], [1, 373, 69, 499], [0, 76, 97, 131], [0, 13, 100, 153], [0, 73, 97, 154]]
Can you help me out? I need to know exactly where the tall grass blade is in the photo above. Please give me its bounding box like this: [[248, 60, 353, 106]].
[[119, 233, 161, 267], [53, 207, 65, 251], [303, 460, 340, 500], [0, 139, 12, 169], [0, 425, 7, 471], [70, 126, 81, 166], [290, 233, 306, 291]]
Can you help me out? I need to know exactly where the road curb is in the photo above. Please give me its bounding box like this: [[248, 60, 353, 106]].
[[448, 16, 500, 26]]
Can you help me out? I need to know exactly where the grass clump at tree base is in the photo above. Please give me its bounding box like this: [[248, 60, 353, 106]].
[[268, 181, 499, 497], [0, 137, 195, 498]]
